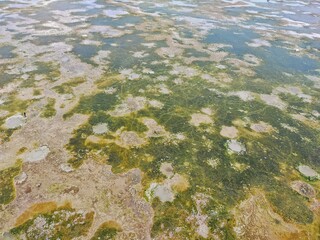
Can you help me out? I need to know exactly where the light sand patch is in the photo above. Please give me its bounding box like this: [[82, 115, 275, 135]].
[[173, 78, 184, 85], [243, 54, 262, 66], [146, 162, 189, 203], [170, 64, 199, 77], [220, 126, 238, 138], [141, 42, 156, 48], [291, 113, 320, 129], [227, 140, 246, 154], [148, 99, 164, 109], [59, 163, 74, 173], [201, 108, 213, 116], [148, 183, 174, 202], [156, 47, 184, 58], [170, 174, 189, 192], [280, 123, 298, 132], [148, 83, 172, 95], [260, 94, 287, 110], [81, 39, 101, 46], [231, 162, 249, 172], [312, 110, 320, 118], [142, 118, 168, 138], [146, 173, 189, 203], [206, 158, 220, 169], [297, 165, 319, 180], [228, 91, 255, 101], [104, 9, 129, 18], [163, 132, 187, 146], [233, 192, 300, 240], [189, 113, 213, 127], [109, 95, 147, 117], [216, 72, 233, 83], [115, 130, 146, 149], [273, 86, 312, 103], [105, 86, 117, 95], [306, 75, 320, 89], [119, 69, 140, 80], [201, 74, 217, 83], [92, 123, 109, 135], [247, 38, 271, 48], [0, 110, 10, 118], [23, 146, 50, 163], [132, 51, 149, 58], [250, 121, 274, 133], [291, 181, 316, 198], [160, 162, 174, 178], [142, 68, 154, 74], [187, 194, 210, 239], [85, 135, 107, 145], [91, 50, 110, 65], [15, 172, 28, 184], [4, 114, 26, 129], [155, 75, 168, 82]]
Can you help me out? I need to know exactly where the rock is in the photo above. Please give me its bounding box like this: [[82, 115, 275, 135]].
[[297, 165, 319, 180]]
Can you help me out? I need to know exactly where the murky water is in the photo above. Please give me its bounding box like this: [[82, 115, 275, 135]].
[[0, 0, 320, 239]]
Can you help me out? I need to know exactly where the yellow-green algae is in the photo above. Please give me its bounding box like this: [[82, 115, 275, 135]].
[[0, 160, 22, 205], [10, 202, 94, 239], [41, 98, 56, 118], [52, 77, 86, 94]]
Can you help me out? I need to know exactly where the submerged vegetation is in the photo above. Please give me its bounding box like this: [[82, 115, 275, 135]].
[[41, 98, 56, 118], [91, 221, 122, 240], [0, 161, 21, 205]]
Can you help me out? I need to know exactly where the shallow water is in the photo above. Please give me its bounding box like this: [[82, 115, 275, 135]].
[[0, 0, 320, 239]]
